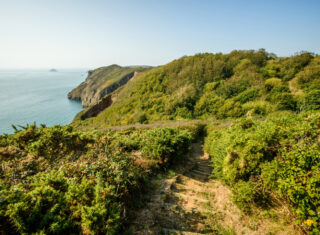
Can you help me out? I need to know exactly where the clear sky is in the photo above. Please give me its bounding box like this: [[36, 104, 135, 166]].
[[0, 0, 319, 69]]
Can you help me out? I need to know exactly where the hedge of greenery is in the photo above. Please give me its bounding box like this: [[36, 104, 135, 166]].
[[204, 112, 320, 233], [0, 123, 203, 234]]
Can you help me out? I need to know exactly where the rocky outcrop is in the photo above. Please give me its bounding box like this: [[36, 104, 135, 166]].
[[68, 64, 151, 107], [77, 95, 113, 120]]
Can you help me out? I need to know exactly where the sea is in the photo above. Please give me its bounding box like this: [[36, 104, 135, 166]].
[[0, 69, 87, 134]]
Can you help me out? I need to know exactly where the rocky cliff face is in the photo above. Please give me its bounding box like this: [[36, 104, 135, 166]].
[[75, 95, 113, 120], [68, 64, 151, 107]]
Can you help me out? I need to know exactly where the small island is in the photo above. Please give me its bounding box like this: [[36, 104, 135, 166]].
[[50, 68, 58, 72]]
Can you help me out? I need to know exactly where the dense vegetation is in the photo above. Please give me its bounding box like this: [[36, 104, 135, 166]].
[[2, 49, 320, 233], [73, 50, 320, 129], [0, 123, 203, 234], [205, 112, 320, 233]]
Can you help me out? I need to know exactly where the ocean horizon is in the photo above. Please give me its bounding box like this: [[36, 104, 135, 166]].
[[0, 69, 87, 134]]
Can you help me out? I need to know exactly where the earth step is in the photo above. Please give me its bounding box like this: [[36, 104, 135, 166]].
[[197, 161, 210, 164], [190, 169, 211, 176], [174, 183, 213, 193], [196, 163, 211, 167], [162, 228, 202, 235], [150, 194, 161, 202], [195, 165, 211, 169], [196, 165, 211, 170], [163, 202, 179, 208], [187, 172, 209, 180], [188, 170, 209, 180], [163, 203, 216, 215], [162, 178, 177, 193], [150, 178, 177, 201], [178, 175, 206, 185], [174, 192, 209, 203], [196, 160, 210, 163]]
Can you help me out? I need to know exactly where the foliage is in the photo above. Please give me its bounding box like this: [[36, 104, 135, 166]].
[[234, 87, 260, 104], [242, 100, 273, 116], [205, 113, 320, 233], [304, 90, 320, 111], [72, 51, 320, 129], [271, 92, 297, 111], [264, 78, 282, 91], [297, 56, 320, 89], [216, 100, 244, 119], [142, 128, 190, 165], [0, 123, 199, 234]]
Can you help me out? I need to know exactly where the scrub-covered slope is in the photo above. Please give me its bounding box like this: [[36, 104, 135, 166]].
[[73, 50, 319, 129]]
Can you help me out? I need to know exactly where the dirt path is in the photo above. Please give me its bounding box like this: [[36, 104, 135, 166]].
[[130, 142, 300, 235]]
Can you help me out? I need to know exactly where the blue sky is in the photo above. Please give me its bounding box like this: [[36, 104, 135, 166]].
[[0, 0, 319, 68]]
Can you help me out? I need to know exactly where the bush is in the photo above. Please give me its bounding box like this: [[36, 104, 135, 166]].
[[205, 113, 320, 233], [142, 128, 191, 165], [194, 94, 224, 117], [304, 90, 320, 110], [0, 125, 194, 234], [234, 87, 260, 104], [216, 100, 244, 119], [270, 85, 290, 94], [137, 113, 148, 124], [264, 78, 282, 91], [1, 171, 121, 234], [296, 57, 320, 88], [232, 181, 257, 213], [242, 101, 273, 116], [272, 93, 297, 110]]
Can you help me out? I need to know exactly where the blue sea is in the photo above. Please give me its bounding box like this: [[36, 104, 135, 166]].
[[0, 69, 86, 134]]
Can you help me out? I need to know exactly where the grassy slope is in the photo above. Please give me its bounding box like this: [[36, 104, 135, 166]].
[[72, 50, 320, 130]]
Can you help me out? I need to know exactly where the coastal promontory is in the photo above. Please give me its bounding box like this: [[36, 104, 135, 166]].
[[68, 64, 151, 107]]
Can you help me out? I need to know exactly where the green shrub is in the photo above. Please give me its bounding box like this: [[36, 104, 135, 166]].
[[0, 125, 194, 234], [137, 113, 148, 124], [1, 171, 121, 234], [205, 113, 320, 233], [270, 85, 290, 94], [216, 100, 244, 119], [297, 57, 320, 88], [242, 101, 273, 116], [194, 94, 224, 116], [304, 90, 320, 110], [142, 128, 191, 165], [232, 181, 257, 213], [272, 93, 297, 110], [234, 87, 260, 104], [264, 78, 282, 91]]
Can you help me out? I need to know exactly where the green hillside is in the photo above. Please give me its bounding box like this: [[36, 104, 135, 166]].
[[1, 50, 320, 234], [73, 50, 320, 129]]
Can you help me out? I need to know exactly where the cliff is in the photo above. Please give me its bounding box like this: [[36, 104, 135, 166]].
[[68, 64, 151, 107], [73, 94, 113, 120]]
